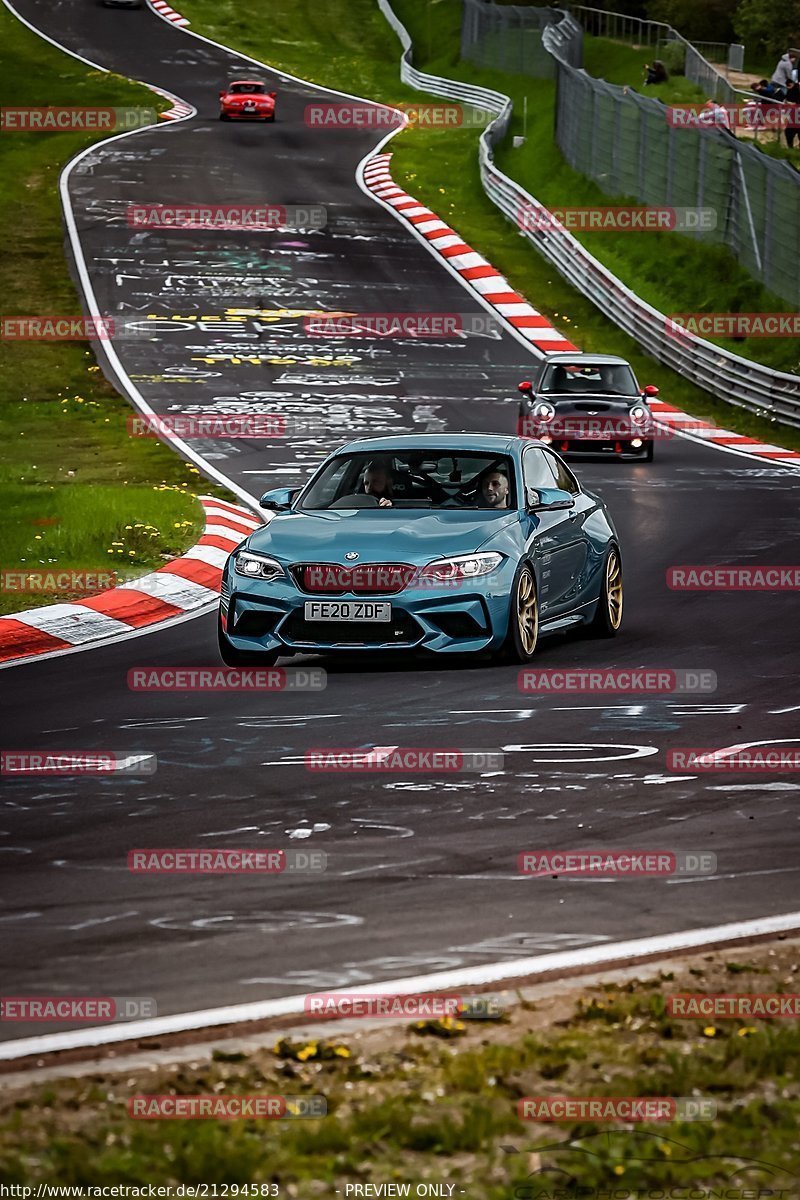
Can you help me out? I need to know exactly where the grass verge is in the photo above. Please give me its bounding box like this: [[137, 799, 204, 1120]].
[[582, 35, 707, 102], [0, 6, 233, 617], [0, 942, 797, 1192], [175, 0, 800, 454]]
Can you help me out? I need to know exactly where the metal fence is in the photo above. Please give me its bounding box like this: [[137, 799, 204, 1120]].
[[377, 0, 800, 429], [461, 0, 577, 77], [551, 60, 800, 306], [569, 6, 737, 102]]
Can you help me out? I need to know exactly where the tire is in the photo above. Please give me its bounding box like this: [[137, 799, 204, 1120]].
[[587, 546, 623, 638], [218, 613, 280, 667], [499, 564, 539, 663], [643, 441, 654, 462], [219, 112, 230, 121]]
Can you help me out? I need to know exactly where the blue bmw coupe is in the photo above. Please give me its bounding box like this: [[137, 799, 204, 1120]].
[[218, 434, 622, 665]]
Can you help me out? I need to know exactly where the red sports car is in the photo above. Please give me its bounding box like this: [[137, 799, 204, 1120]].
[[219, 80, 276, 122]]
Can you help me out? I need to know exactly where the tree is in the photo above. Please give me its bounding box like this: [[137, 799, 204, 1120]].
[[647, 0, 736, 44], [734, 0, 800, 62]]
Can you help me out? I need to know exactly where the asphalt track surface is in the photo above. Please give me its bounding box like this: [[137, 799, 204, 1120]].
[[2, 0, 800, 1044]]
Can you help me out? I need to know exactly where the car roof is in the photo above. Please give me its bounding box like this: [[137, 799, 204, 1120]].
[[540, 352, 632, 366], [334, 433, 530, 456], [227, 79, 267, 86]]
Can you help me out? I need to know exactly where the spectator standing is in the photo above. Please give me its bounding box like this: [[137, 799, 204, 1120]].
[[771, 50, 798, 99], [785, 78, 800, 148]]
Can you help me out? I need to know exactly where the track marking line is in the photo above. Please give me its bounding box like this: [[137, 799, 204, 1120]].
[[0, 910, 798, 1061]]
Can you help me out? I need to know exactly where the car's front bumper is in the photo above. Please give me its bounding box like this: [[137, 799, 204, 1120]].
[[517, 414, 653, 459], [221, 107, 274, 119], [545, 439, 652, 460], [220, 565, 516, 656]]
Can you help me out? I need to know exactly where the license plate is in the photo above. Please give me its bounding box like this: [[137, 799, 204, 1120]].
[[304, 601, 391, 623]]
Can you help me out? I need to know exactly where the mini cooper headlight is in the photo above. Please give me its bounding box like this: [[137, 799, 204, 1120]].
[[629, 404, 648, 425], [234, 550, 284, 580], [534, 401, 556, 422], [420, 552, 504, 583]]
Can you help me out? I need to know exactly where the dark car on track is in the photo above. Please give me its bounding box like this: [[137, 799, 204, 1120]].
[[219, 80, 276, 122], [101, 0, 143, 7], [517, 352, 659, 461], [217, 432, 623, 667]]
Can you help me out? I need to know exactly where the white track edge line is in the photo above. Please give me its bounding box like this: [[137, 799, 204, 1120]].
[[0, 599, 220, 672], [2, 910, 798, 1060], [2, 0, 263, 518]]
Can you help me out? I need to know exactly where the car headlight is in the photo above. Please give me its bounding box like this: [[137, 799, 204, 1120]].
[[233, 550, 284, 580], [533, 401, 556, 422], [420, 552, 504, 583], [629, 405, 648, 425]]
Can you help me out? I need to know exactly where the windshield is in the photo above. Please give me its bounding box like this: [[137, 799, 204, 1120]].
[[229, 83, 267, 94], [299, 451, 517, 512], [539, 362, 639, 397]]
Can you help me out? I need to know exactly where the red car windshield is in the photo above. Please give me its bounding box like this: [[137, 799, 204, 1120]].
[[228, 83, 267, 95]]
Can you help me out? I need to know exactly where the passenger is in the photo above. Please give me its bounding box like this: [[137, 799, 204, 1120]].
[[479, 468, 510, 509], [363, 460, 394, 507]]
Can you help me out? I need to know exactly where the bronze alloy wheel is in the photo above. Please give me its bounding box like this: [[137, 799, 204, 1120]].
[[606, 548, 623, 630], [516, 566, 539, 657], [499, 564, 540, 663]]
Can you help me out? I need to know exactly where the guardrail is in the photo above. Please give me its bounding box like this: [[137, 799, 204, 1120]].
[[377, 0, 800, 429]]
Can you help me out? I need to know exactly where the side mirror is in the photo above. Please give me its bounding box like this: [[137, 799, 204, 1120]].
[[643, 384, 659, 397], [527, 486, 575, 512], [219, 90, 226, 99], [259, 486, 299, 511], [518, 380, 534, 394], [269, 91, 277, 99]]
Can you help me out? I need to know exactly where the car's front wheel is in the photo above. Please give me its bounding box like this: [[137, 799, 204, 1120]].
[[587, 546, 623, 637], [218, 613, 280, 667], [219, 111, 230, 121], [500, 564, 539, 662]]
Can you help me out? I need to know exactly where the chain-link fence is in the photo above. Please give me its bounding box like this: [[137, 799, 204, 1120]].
[[568, 6, 737, 102], [461, 0, 579, 77], [552, 62, 800, 306], [458, 0, 800, 307]]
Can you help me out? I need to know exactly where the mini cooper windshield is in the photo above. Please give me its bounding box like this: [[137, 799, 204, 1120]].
[[298, 451, 517, 511], [539, 362, 639, 397]]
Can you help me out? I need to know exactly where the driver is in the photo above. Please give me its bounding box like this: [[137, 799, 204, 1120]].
[[362, 460, 394, 508], [478, 467, 510, 509]]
